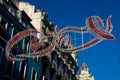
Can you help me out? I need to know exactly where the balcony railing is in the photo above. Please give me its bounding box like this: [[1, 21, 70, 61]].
[[0, 0, 16, 17], [8, 7, 15, 16], [0, 0, 8, 9], [51, 60, 57, 70], [71, 69, 75, 75], [63, 58, 67, 65]]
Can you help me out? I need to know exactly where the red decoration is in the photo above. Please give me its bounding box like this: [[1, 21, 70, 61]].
[[6, 16, 115, 61]]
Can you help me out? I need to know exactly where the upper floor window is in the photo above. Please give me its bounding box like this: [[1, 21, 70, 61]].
[[19, 62, 27, 80], [6, 60, 14, 76], [0, 18, 7, 32], [0, 18, 7, 40], [32, 68, 37, 80], [0, 47, 3, 55]]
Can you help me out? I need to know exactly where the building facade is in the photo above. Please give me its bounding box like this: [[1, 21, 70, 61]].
[[79, 63, 94, 80], [0, 0, 78, 80]]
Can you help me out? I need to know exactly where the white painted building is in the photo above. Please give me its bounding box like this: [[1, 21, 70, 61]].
[[19, 2, 45, 32], [79, 63, 94, 80]]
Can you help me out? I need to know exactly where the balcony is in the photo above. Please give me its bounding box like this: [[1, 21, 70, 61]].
[[8, 7, 15, 16], [51, 60, 57, 71], [61, 73, 69, 80], [56, 69, 60, 76], [67, 64, 71, 70], [71, 69, 75, 75], [0, 0, 9, 10], [0, 0, 16, 17]]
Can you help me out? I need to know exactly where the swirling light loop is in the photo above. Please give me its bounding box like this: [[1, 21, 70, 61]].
[[6, 16, 115, 61]]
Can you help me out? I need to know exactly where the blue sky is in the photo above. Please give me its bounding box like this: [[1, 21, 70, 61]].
[[19, 0, 120, 80]]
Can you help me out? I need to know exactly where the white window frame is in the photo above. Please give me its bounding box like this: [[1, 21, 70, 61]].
[[31, 68, 37, 80]]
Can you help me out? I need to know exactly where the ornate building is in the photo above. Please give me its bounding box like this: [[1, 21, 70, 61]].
[[79, 63, 94, 80], [0, 0, 78, 80]]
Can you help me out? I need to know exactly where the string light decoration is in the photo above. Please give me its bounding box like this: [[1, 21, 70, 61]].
[[6, 16, 115, 61]]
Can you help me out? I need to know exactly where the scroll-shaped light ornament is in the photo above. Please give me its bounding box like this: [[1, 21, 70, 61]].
[[6, 16, 115, 61]]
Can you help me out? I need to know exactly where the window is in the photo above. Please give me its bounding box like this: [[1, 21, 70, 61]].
[[0, 19, 7, 32], [42, 75, 45, 80], [24, 38, 29, 53], [6, 61, 13, 75], [0, 47, 3, 55], [13, 28, 17, 36], [0, 18, 7, 40], [19, 62, 26, 80], [0, 15, 1, 22], [32, 68, 37, 80], [34, 56, 38, 62]]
